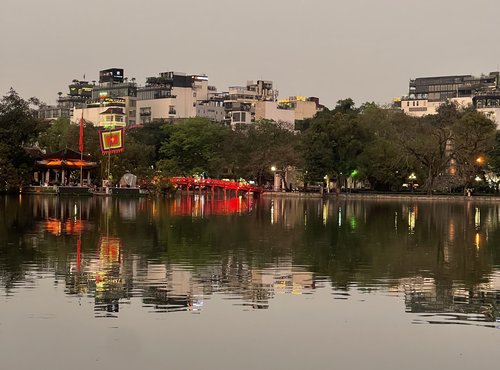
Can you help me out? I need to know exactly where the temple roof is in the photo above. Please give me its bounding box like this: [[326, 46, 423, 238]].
[[36, 158, 98, 170]]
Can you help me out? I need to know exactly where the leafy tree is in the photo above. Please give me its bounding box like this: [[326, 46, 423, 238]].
[[399, 117, 453, 194], [38, 117, 71, 152], [127, 120, 169, 163], [0, 89, 46, 191], [110, 136, 155, 180], [489, 131, 500, 174], [302, 100, 368, 184], [452, 111, 496, 190], [357, 106, 407, 190], [234, 120, 302, 185], [158, 118, 230, 177]]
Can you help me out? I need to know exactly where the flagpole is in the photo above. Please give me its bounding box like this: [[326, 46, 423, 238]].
[[79, 112, 84, 187], [80, 150, 83, 187]]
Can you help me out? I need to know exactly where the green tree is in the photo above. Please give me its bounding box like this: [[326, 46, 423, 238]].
[[0, 89, 46, 191], [38, 117, 71, 152], [357, 106, 408, 190], [127, 120, 169, 163], [452, 111, 496, 190], [158, 118, 230, 177], [302, 100, 367, 184], [234, 120, 302, 185]]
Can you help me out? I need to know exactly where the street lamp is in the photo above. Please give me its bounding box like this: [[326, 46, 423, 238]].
[[271, 166, 280, 192], [408, 173, 417, 192]]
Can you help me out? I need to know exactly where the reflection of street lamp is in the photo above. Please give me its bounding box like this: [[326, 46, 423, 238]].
[[408, 173, 417, 192]]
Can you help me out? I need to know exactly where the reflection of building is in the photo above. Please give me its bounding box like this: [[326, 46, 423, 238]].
[[401, 276, 500, 324], [92, 236, 124, 317]]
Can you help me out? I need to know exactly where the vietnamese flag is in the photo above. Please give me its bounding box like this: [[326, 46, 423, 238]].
[[99, 128, 125, 154]]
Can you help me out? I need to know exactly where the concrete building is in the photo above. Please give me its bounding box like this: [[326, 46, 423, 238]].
[[136, 72, 211, 124], [196, 80, 279, 127], [73, 97, 128, 127], [254, 96, 321, 130], [474, 92, 500, 128], [90, 68, 137, 126], [71, 68, 137, 127], [400, 72, 500, 126], [37, 79, 93, 121], [195, 99, 226, 122]]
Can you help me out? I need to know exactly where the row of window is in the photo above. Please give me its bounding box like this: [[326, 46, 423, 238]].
[[408, 107, 427, 112], [406, 100, 427, 107]]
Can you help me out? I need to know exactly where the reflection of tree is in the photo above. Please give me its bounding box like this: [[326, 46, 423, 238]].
[[1, 195, 500, 321]]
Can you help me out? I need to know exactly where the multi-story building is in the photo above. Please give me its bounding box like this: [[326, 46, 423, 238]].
[[136, 72, 211, 124], [71, 68, 137, 127], [473, 92, 500, 127], [255, 96, 321, 129], [195, 99, 226, 123], [196, 80, 279, 127], [400, 72, 500, 126], [37, 80, 93, 121]]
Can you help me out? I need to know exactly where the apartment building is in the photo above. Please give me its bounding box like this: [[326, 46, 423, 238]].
[[400, 72, 500, 126], [196, 80, 278, 126], [37, 79, 93, 121], [255, 96, 320, 129], [136, 72, 211, 124], [71, 68, 137, 127]]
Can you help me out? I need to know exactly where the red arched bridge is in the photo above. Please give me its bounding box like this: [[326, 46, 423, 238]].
[[169, 177, 263, 196]]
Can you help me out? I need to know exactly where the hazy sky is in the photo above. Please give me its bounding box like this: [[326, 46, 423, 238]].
[[1, 0, 500, 108]]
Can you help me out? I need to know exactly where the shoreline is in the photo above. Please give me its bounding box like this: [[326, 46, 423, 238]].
[[262, 191, 500, 202]]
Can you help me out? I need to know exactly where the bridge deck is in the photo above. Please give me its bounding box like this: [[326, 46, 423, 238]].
[[169, 177, 262, 194]]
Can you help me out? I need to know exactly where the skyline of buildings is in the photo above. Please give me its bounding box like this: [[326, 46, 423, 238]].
[[34, 67, 500, 129], [36, 67, 324, 129]]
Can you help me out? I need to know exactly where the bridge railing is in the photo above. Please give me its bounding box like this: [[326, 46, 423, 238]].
[[169, 177, 262, 193]]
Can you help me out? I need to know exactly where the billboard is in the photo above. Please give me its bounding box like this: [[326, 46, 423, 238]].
[[99, 68, 124, 84]]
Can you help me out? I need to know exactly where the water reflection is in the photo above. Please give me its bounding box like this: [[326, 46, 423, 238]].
[[0, 195, 499, 326]]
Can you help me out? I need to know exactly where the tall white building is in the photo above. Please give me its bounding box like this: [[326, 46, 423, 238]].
[[136, 72, 211, 124]]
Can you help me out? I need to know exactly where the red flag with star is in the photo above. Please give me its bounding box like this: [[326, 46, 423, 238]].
[[99, 128, 125, 154]]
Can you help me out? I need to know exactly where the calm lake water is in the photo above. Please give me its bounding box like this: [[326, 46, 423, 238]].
[[1, 194, 499, 370]]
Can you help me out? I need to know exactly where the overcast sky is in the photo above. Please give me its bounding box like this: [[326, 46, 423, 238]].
[[1, 0, 500, 108]]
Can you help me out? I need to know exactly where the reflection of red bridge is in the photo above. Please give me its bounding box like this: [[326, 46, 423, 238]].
[[169, 177, 263, 196], [171, 197, 254, 217]]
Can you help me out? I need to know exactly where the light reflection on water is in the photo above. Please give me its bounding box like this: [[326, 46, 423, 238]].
[[1, 195, 500, 369]]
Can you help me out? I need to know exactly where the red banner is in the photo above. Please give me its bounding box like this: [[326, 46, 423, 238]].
[[99, 128, 124, 154]]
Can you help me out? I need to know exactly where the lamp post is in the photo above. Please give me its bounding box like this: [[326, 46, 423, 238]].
[[408, 172, 417, 192], [271, 166, 280, 192]]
